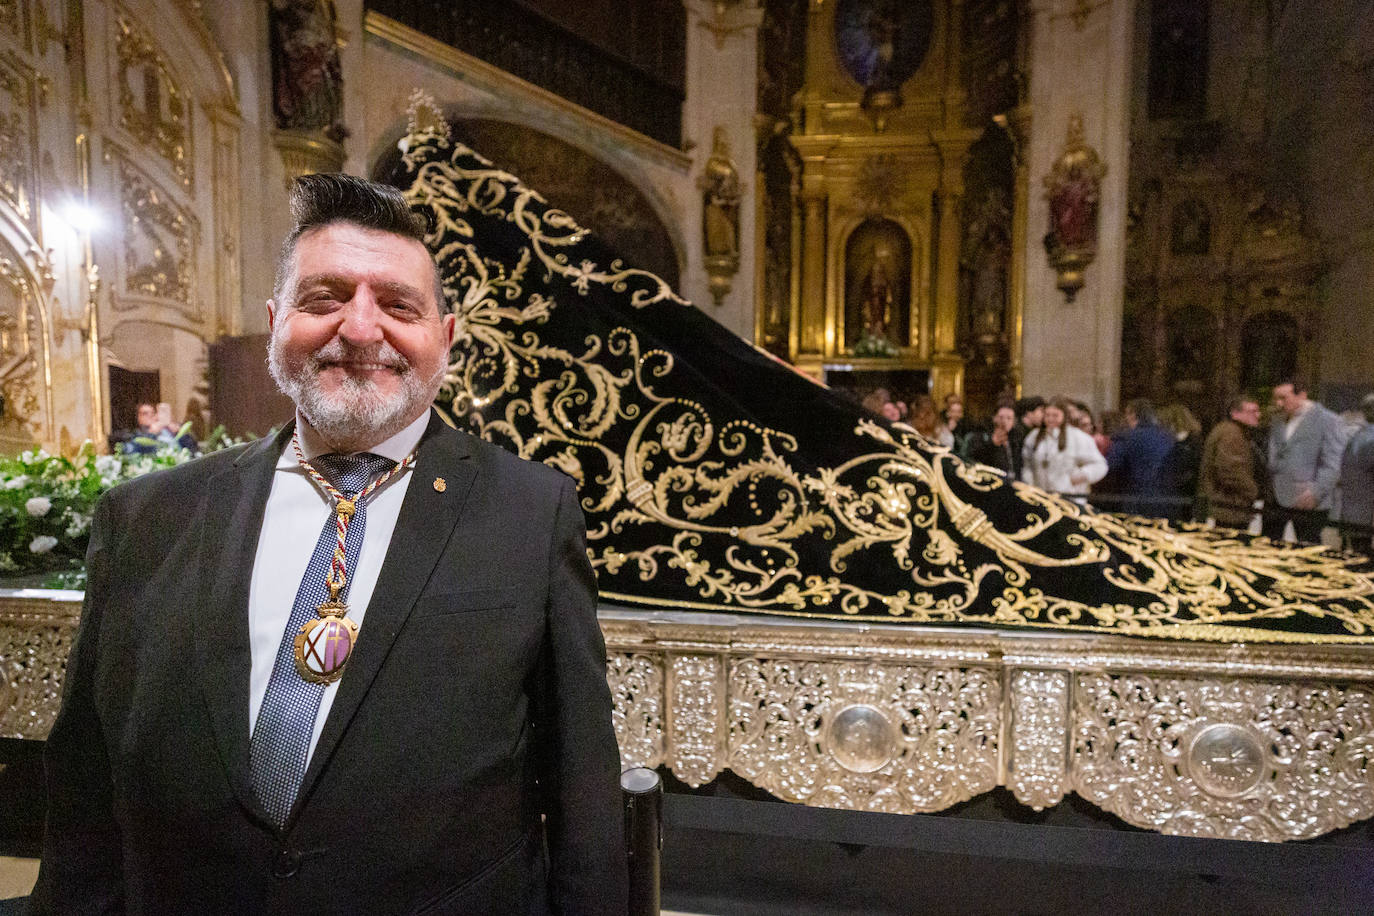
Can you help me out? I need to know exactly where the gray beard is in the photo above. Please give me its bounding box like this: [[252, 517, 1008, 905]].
[[267, 333, 443, 449]]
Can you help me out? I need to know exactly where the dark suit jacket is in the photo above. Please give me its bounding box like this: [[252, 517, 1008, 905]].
[[1339, 423, 1374, 528], [30, 414, 628, 915]]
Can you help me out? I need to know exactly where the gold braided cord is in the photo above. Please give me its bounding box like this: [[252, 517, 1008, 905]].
[[398, 128, 1374, 645]]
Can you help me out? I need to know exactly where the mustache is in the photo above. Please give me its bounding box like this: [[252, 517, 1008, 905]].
[[307, 339, 411, 373]]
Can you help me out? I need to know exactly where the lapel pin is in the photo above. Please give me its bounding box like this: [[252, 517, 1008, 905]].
[[433, 477, 447, 493]]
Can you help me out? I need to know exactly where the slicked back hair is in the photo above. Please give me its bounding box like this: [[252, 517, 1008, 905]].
[[272, 173, 449, 314]]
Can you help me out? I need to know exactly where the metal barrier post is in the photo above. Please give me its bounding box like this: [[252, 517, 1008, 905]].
[[621, 766, 662, 916]]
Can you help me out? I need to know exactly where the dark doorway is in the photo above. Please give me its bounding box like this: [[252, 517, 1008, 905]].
[[109, 365, 160, 445]]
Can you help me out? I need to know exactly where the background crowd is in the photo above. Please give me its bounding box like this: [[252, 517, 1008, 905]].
[[859, 379, 1374, 556]]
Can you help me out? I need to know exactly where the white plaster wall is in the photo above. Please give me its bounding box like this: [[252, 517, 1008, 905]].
[[1021, 0, 1135, 412], [200, 0, 296, 335], [679, 1, 761, 338]]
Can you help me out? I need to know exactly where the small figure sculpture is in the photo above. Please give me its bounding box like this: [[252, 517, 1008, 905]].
[[700, 127, 741, 304], [1043, 113, 1107, 301], [853, 245, 899, 357]]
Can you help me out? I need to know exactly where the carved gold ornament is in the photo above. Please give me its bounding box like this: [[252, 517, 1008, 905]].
[[112, 152, 198, 312], [115, 8, 191, 188]]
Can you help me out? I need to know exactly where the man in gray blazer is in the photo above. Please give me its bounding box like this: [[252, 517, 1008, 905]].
[[1264, 378, 1346, 544], [30, 174, 627, 914], [1338, 394, 1374, 555]]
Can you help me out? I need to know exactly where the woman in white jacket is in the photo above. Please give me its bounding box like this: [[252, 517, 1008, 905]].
[[1022, 399, 1108, 498]]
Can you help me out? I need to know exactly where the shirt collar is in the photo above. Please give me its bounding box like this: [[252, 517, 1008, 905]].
[[281, 408, 431, 467]]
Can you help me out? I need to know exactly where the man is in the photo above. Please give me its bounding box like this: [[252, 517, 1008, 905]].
[[1337, 393, 1374, 555], [1265, 377, 1345, 544], [32, 174, 627, 914], [1106, 398, 1176, 518], [967, 402, 1018, 477], [1199, 395, 1263, 530]]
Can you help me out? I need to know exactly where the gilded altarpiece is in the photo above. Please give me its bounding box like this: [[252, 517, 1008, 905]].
[[781, 0, 995, 403]]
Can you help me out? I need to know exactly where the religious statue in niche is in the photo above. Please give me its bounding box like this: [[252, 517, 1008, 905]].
[[845, 218, 911, 356], [699, 127, 741, 305], [269, 0, 347, 141], [1043, 113, 1107, 301], [833, 0, 934, 130], [960, 188, 1012, 365]]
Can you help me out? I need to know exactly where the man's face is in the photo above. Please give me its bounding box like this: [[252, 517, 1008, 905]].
[[136, 404, 156, 429], [1022, 406, 1044, 427], [1272, 384, 1304, 419], [267, 222, 455, 448], [947, 402, 963, 424], [993, 406, 1015, 433], [1231, 401, 1261, 428]]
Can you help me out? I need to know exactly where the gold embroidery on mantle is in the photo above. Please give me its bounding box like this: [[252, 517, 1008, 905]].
[[396, 124, 1374, 645]]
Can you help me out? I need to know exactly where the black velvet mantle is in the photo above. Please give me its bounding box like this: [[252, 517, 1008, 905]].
[[385, 116, 1374, 644]]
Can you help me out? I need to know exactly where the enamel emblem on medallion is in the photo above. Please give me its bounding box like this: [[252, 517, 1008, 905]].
[[293, 600, 358, 685]]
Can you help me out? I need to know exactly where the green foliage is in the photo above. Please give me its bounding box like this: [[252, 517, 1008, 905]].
[[0, 431, 258, 584]]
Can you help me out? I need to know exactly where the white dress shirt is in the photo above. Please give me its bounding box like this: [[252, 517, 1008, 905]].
[[1284, 401, 1310, 441], [247, 409, 428, 761]]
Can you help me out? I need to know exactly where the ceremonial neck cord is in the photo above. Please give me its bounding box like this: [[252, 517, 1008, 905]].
[[287, 430, 417, 684]]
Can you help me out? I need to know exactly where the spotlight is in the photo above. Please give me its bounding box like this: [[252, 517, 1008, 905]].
[[58, 199, 102, 233]]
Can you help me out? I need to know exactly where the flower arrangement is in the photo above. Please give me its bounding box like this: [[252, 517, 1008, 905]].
[[0, 428, 252, 588]]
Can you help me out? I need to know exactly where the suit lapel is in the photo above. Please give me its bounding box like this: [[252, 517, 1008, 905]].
[[294, 414, 479, 810], [195, 424, 292, 814]]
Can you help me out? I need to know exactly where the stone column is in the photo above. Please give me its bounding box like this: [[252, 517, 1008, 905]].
[[1020, 0, 1134, 411], [681, 0, 764, 340]]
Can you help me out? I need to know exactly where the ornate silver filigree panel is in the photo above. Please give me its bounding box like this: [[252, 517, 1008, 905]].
[[607, 651, 664, 771], [1072, 673, 1374, 841], [667, 653, 724, 786], [727, 659, 1000, 812], [0, 607, 75, 739], [1008, 668, 1069, 810]]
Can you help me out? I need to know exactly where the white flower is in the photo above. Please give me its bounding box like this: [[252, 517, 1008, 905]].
[[29, 535, 57, 554], [25, 496, 52, 517], [4, 475, 28, 489], [65, 511, 91, 537], [95, 455, 122, 477]]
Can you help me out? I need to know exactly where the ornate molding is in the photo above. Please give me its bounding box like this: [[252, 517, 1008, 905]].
[[0, 49, 39, 228], [106, 147, 199, 316], [114, 6, 192, 188]]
